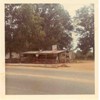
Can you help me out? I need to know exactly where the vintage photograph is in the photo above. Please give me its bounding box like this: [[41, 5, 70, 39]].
[[5, 3, 95, 94]]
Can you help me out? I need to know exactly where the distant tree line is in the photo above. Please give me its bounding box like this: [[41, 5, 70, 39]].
[[5, 4, 94, 60], [75, 50, 94, 60]]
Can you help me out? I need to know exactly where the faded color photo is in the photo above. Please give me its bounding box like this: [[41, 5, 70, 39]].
[[5, 4, 95, 94]]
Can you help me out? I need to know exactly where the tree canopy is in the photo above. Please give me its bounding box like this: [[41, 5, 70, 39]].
[[5, 4, 73, 58], [5, 4, 95, 60], [74, 4, 94, 56]]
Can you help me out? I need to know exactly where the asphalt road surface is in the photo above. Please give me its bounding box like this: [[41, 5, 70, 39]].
[[6, 65, 95, 95]]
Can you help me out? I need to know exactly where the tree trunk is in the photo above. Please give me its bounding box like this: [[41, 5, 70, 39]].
[[19, 52, 22, 63], [93, 46, 95, 59], [9, 50, 12, 62]]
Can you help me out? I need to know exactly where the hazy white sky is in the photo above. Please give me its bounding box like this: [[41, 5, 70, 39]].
[[62, 3, 90, 17]]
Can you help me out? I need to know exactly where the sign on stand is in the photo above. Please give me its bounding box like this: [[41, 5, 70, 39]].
[[52, 45, 57, 51]]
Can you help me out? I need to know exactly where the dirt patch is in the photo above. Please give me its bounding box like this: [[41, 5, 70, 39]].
[[6, 60, 94, 72], [58, 61, 94, 71]]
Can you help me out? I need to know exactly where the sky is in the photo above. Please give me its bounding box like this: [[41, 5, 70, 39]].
[[62, 3, 90, 17]]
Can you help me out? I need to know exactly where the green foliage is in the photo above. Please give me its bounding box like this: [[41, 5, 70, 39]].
[[75, 4, 94, 57], [5, 4, 20, 58], [5, 4, 73, 57], [35, 4, 73, 50], [75, 50, 94, 60]]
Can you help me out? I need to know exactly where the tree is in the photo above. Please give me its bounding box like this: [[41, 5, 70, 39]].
[[75, 4, 94, 57], [5, 4, 73, 59], [14, 4, 45, 51], [33, 4, 73, 50], [5, 4, 45, 58], [5, 4, 20, 59]]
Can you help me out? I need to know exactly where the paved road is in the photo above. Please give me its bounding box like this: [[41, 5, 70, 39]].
[[6, 66, 95, 94]]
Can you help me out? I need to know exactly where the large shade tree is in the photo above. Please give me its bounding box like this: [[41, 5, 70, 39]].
[[75, 4, 94, 57], [5, 4, 73, 59], [14, 4, 45, 51], [34, 4, 73, 50], [5, 4, 45, 58], [5, 4, 20, 58]]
